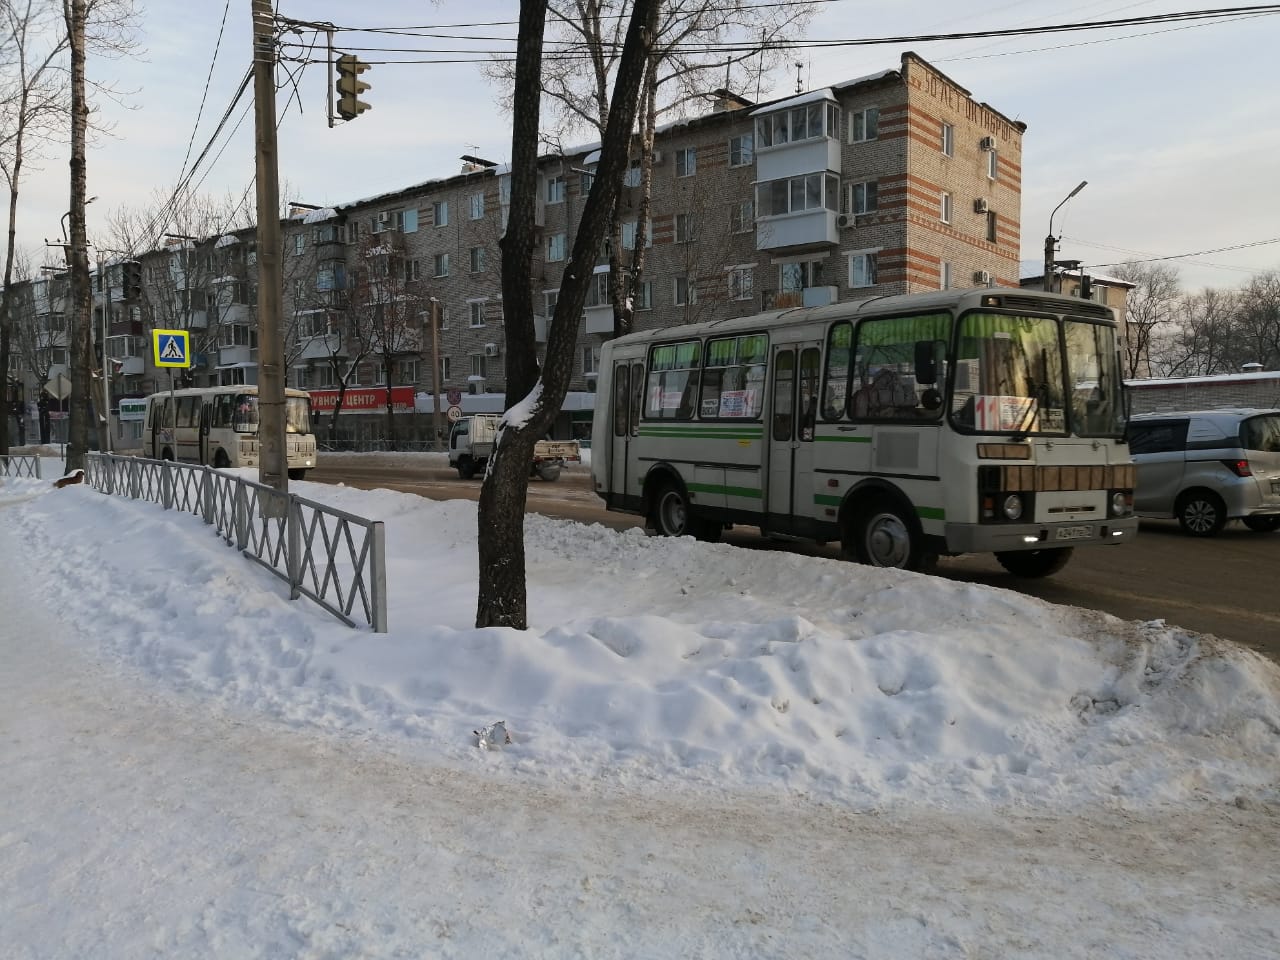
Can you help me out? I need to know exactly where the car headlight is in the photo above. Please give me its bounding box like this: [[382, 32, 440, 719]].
[[1002, 493, 1024, 521]]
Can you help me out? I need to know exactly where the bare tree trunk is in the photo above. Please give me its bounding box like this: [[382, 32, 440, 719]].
[[476, 0, 659, 629], [63, 0, 92, 472], [0, 152, 22, 455]]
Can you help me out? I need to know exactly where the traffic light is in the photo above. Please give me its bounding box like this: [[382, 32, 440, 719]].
[[335, 54, 371, 121]]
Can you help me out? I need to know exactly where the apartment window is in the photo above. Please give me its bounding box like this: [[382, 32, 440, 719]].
[[469, 192, 485, 220], [780, 259, 826, 295], [986, 210, 998, 244], [401, 208, 418, 232], [470, 354, 487, 378], [621, 220, 651, 250], [675, 147, 696, 178], [469, 246, 485, 273], [546, 232, 566, 262], [755, 101, 839, 147], [728, 133, 753, 167], [941, 262, 953, 290], [848, 251, 878, 288], [297, 311, 331, 339], [439, 356, 451, 381], [218, 323, 256, 348], [848, 107, 879, 143], [291, 277, 306, 302], [469, 300, 490, 327], [292, 234, 305, 255], [634, 280, 652, 311], [987, 149, 998, 181], [436, 305, 450, 330], [543, 290, 559, 317], [941, 122, 954, 157], [757, 173, 840, 217], [404, 258, 421, 282], [675, 212, 696, 244], [728, 266, 754, 301], [579, 168, 595, 193], [433, 253, 449, 278], [623, 160, 641, 188], [546, 175, 566, 204], [729, 200, 753, 234], [940, 191, 953, 224], [394, 359, 419, 385], [586, 271, 611, 308], [433, 200, 448, 226], [848, 180, 879, 215], [582, 345, 600, 376], [674, 274, 696, 306]]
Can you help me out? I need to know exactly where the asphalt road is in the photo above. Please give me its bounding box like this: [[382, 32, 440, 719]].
[[309, 458, 1280, 661]]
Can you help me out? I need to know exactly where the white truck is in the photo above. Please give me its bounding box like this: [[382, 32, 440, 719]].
[[448, 414, 581, 481]]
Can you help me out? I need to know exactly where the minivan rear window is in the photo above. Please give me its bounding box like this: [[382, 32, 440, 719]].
[[1127, 420, 1187, 455], [1241, 414, 1280, 452]]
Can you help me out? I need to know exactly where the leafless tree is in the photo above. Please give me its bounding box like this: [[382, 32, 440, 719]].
[[1111, 261, 1182, 379], [1225, 270, 1280, 372], [0, 0, 68, 453], [477, 0, 659, 629], [486, 0, 813, 338], [1153, 287, 1239, 378]]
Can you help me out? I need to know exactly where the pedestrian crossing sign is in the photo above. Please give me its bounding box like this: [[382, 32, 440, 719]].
[[153, 329, 191, 368]]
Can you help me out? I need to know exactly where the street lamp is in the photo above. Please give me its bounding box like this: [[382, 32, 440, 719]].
[[1044, 180, 1087, 294]]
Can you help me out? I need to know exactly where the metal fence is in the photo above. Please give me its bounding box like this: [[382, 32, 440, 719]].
[[85, 454, 388, 632], [1, 455, 42, 479]]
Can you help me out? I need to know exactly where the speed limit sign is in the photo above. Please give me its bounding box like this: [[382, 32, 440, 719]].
[[446, 404, 463, 422]]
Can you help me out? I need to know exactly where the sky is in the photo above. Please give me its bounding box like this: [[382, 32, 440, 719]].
[[2, 451, 1280, 957], [7, 1, 1280, 293]]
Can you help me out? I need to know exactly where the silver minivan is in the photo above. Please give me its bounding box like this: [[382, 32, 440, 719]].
[[1126, 408, 1280, 536]]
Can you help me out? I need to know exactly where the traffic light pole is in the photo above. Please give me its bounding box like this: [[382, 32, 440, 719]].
[[252, 0, 287, 505]]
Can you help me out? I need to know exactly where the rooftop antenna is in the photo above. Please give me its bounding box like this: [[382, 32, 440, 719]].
[[794, 60, 803, 94]]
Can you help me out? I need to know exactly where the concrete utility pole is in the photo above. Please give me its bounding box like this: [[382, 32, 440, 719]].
[[252, 0, 286, 500], [430, 299, 442, 449], [64, 0, 92, 473], [1045, 180, 1087, 295]]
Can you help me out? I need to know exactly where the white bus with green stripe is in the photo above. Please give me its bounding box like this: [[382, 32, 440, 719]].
[[591, 287, 1137, 577]]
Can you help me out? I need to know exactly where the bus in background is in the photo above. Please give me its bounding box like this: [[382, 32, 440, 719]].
[[141, 385, 318, 479], [591, 288, 1136, 578]]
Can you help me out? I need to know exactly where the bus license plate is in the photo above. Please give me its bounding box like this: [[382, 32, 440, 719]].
[[1055, 525, 1093, 541]]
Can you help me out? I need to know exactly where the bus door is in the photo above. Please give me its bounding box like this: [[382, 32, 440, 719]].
[[608, 360, 645, 507], [199, 400, 212, 465], [767, 345, 820, 525]]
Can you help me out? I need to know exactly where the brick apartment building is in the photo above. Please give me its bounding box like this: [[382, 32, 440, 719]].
[[6, 52, 1028, 447]]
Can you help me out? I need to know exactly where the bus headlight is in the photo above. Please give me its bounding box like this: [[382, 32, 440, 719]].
[[1111, 491, 1130, 516], [1002, 494, 1024, 521]]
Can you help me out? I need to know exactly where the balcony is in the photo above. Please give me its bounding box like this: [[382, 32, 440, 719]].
[[119, 356, 145, 376], [299, 333, 341, 361], [218, 344, 254, 367], [218, 302, 251, 326], [755, 209, 839, 252], [187, 310, 209, 329], [584, 304, 614, 336]]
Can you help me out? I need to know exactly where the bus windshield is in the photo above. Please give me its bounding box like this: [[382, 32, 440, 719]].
[[950, 312, 1123, 438], [231, 395, 313, 434]]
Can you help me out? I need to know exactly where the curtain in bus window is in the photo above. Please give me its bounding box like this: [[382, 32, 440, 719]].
[[285, 397, 312, 434], [701, 334, 768, 419], [850, 313, 950, 421], [613, 366, 630, 436], [799, 348, 820, 440], [629, 363, 644, 435], [824, 322, 853, 420], [645, 341, 701, 420], [772, 350, 795, 441], [177, 396, 200, 428], [232, 394, 259, 431]]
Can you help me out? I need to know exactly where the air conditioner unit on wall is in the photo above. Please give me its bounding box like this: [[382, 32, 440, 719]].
[[836, 213, 853, 228], [974, 270, 992, 285], [483, 342, 500, 358], [979, 136, 997, 151], [973, 198, 989, 214]]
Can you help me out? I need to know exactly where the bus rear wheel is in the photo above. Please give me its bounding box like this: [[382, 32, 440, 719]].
[[995, 547, 1074, 578], [214, 450, 230, 469], [288, 468, 307, 480]]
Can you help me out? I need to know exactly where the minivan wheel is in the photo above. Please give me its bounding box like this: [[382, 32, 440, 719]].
[[1243, 515, 1280, 533], [1176, 490, 1227, 537]]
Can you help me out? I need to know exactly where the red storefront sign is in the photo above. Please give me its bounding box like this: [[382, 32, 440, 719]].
[[309, 386, 415, 415]]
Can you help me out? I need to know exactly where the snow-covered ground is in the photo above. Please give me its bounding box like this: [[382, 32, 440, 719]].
[[2, 459, 1278, 958]]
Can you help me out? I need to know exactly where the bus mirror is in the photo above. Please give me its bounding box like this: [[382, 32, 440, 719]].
[[914, 341, 938, 385]]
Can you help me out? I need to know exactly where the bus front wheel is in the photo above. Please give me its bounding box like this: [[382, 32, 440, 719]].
[[846, 499, 934, 572], [652, 483, 691, 537], [995, 547, 1074, 578]]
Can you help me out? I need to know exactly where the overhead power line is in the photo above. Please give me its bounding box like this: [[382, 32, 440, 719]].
[[1084, 236, 1280, 269]]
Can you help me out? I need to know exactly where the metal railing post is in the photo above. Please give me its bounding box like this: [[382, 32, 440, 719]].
[[235, 479, 250, 551], [201, 465, 214, 525], [371, 520, 388, 633], [287, 496, 301, 600]]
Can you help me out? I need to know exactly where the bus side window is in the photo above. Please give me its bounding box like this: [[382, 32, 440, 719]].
[[613, 366, 630, 437]]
